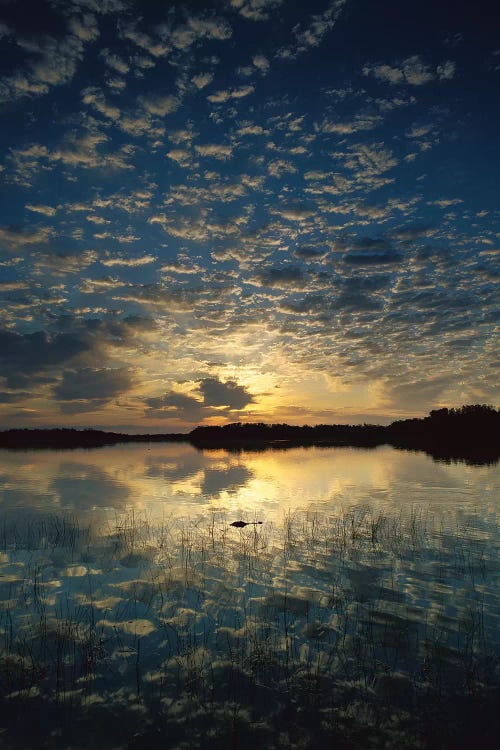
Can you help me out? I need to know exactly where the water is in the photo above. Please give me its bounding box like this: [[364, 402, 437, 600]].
[[0, 443, 499, 748]]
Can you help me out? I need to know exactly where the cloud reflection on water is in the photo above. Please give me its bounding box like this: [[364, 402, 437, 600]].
[[0, 443, 498, 528], [0, 443, 499, 748]]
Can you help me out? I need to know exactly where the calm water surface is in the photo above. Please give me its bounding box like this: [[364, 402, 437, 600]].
[[1, 442, 498, 521], [1, 444, 499, 748]]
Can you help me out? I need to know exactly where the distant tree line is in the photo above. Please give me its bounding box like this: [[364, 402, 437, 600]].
[[0, 428, 186, 449], [383, 404, 499, 463], [0, 404, 498, 464]]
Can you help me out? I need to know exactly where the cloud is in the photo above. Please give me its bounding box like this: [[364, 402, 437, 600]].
[[145, 376, 254, 422], [275, 207, 315, 221], [236, 123, 267, 136], [279, 294, 327, 315], [249, 265, 309, 289], [0, 328, 89, 388], [316, 113, 383, 134], [0, 225, 54, 251], [168, 15, 232, 50], [390, 225, 433, 242], [82, 86, 120, 120], [207, 84, 255, 103], [86, 214, 111, 225], [160, 256, 203, 275], [292, 246, 328, 261], [335, 237, 402, 267], [164, 181, 247, 206], [101, 254, 156, 267], [229, 0, 283, 22], [194, 143, 233, 160], [436, 60, 456, 80], [278, 0, 346, 59], [166, 148, 192, 167], [428, 198, 464, 209], [50, 129, 133, 170], [34, 250, 98, 275], [80, 276, 127, 293], [99, 48, 130, 74], [8, 143, 50, 186], [61, 1, 127, 13], [252, 53, 270, 74], [384, 375, 452, 410], [0, 24, 96, 102], [267, 159, 297, 177], [0, 317, 152, 390], [344, 142, 398, 176], [363, 56, 456, 86], [68, 13, 100, 42], [198, 377, 254, 409], [342, 250, 402, 266], [192, 72, 214, 89], [114, 112, 158, 138], [0, 281, 29, 292], [145, 391, 205, 421], [120, 24, 169, 58], [110, 282, 217, 312], [25, 204, 57, 217], [53, 367, 133, 411], [139, 93, 180, 116]]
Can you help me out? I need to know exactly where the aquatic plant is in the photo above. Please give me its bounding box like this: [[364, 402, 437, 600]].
[[0, 507, 499, 748]]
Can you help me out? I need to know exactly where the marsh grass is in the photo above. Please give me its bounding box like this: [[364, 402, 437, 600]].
[[0, 507, 499, 748]]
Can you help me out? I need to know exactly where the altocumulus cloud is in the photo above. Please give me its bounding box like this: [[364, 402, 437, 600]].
[[0, 0, 497, 424]]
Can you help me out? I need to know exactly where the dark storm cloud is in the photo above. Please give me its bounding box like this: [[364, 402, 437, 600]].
[[198, 377, 254, 409], [0, 316, 154, 389], [145, 376, 255, 422], [145, 391, 205, 422], [53, 367, 133, 401], [0, 328, 90, 387]]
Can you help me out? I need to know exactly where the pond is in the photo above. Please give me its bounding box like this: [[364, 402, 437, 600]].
[[0, 443, 499, 749]]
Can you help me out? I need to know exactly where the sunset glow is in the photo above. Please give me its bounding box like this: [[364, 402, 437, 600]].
[[1, 0, 497, 431]]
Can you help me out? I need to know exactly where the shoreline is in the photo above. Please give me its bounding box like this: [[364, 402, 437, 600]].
[[0, 414, 498, 466]]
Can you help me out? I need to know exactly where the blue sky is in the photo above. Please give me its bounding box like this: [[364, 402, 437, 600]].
[[0, 0, 498, 431]]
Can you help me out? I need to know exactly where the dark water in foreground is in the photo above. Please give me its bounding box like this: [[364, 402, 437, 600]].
[[0, 444, 499, 748]]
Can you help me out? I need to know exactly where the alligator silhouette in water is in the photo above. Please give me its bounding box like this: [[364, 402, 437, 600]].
[[229, 521, 263, 528]]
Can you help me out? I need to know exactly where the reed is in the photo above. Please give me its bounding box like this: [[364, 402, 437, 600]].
[[0, 507, 498, 749]]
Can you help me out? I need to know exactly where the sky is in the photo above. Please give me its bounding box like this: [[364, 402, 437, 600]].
[[0, 0, 498, 432]]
